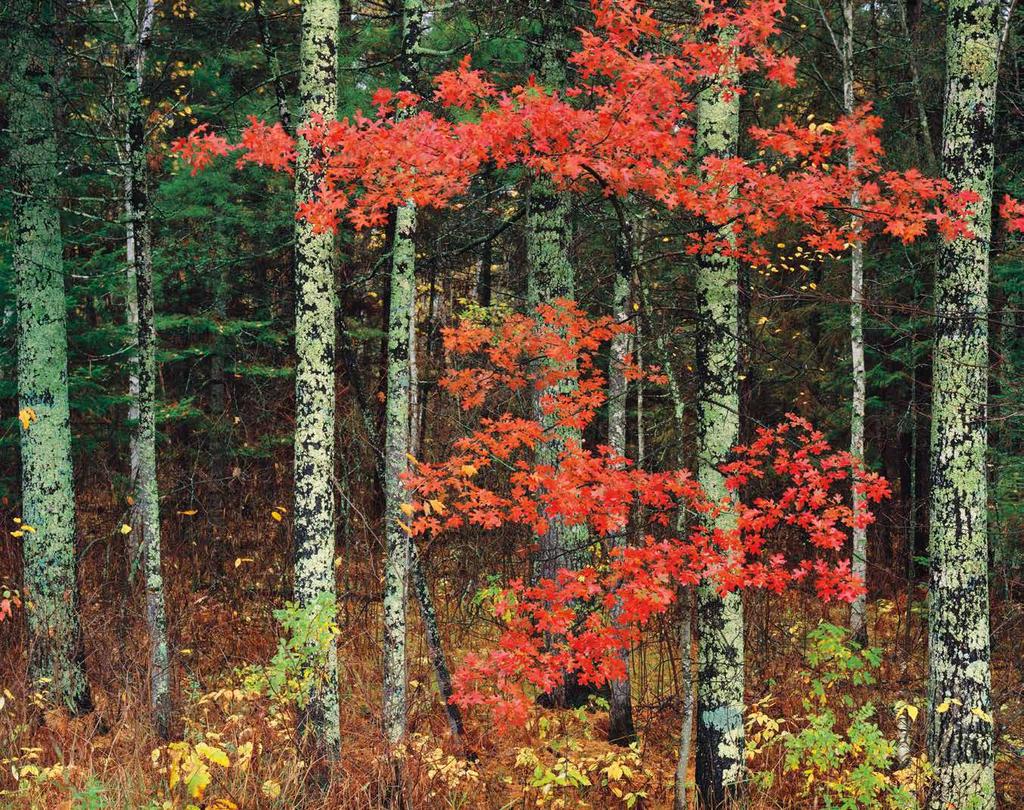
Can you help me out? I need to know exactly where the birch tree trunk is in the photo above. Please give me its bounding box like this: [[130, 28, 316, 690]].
[[926, 0, 999, 804], [842, 0, 869, 649], [292, 0, 342, 758], [122, 0, 172, 737], [10, 0, 91, 716], [694, 46, 745, 810], [607, 219, 636, 745]]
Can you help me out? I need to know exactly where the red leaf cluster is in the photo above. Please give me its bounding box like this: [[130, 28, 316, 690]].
[[402, 304, 887, 725]]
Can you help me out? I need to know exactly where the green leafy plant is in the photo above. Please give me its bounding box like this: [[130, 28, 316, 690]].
[[750, 622, 927, 809]]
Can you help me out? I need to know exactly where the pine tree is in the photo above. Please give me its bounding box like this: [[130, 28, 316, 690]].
[[292, 0, 342, 758], [9, 0, 91, 716], [926, 0, 1000, 804]]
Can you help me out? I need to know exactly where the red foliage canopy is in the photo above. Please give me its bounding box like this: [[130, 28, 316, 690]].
[[169, 0, 1024, 255]]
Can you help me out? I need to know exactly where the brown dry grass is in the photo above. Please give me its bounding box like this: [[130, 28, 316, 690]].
[[1, 483, 1022, 809]]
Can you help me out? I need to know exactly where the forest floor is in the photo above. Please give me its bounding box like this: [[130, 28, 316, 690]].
[[1, 487, 1022, 809]]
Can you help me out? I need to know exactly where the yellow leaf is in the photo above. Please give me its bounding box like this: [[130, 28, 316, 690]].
[[429, 499, 446, 515], [195, 742, 230, 768], [261, 779, 282, 799], [21, 525, 35, 533], [10, 531, 23, 538], [906, 704, 919, 722], [400, 503, 415, 517], [177, 509, 198, 516], [120, 524, 133, 535], [607, 761, 624, 781], [271, 511, 282, 522], [18, 408, 37, 431], [970, 706, 994, 724], [185, 764, 211, 798], [235, 741, 253, 772], [234, 557, 254, 568], [209, 800, 238, 810], [460, 464, 477, 478]]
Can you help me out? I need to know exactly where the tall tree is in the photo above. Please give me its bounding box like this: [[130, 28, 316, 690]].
[[693, 37, 745, 810], [292, 0, 342, 758], [842, 0, 869, 648], [381, 0, 425, 751], [122, 0, 172, 737], [926, 0, 1000, 804], [9, 0, 91, 716], [607, 211, 636, 745], [525, 0, 590, 709]]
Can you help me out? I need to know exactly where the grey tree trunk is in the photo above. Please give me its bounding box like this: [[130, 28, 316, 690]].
[[607, 219, 636, 745], [292, 0, 342, 759], [693, 46, 745, 810], [122, 0, 172, 738], [841, 0, 869, 650], [10, 0, 91, 716], [381, 0, 425, 752], [926, 0, 999, 805], [382, 201, 416, 747], [674, 591, 695, 810]]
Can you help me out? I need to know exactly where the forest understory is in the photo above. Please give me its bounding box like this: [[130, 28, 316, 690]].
[[1, 480, 1022, 808]]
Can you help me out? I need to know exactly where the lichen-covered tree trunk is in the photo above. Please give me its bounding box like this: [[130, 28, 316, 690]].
[[842, 0, 869, 649], [292, 0, 341, 758], [382, 201, 416, 747], [607, 219, 636, 745], [694, 48, 745, 809], [525, 0, 590, 709], [122, 0, 172, 737], [926, 0, 999, 805], [381, 0, 425, 751], [10, 0, 91, 716]]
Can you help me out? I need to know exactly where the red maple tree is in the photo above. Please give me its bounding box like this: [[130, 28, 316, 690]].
[[401, 301, 887, 724]]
